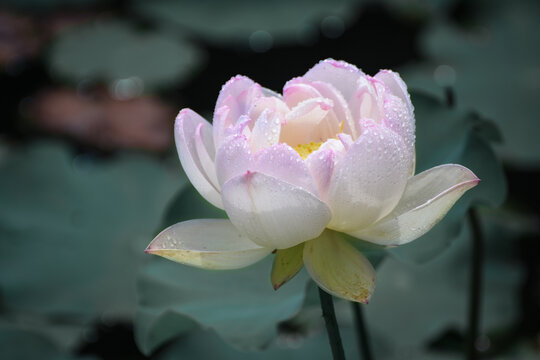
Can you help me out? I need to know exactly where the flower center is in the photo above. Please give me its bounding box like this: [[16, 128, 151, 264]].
[[293, 141, 323, 160]]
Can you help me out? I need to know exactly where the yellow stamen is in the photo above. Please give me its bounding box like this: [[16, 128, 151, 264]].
[[292, 121, 344, 160], [293, 141, 323, 160]]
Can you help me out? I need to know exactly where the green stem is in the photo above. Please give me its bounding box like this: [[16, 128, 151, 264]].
[[467, 208, 484, 360], [318, 287, 346, 360], [352, 302, 373, 360]]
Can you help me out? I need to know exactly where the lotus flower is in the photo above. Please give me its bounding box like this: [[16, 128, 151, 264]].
[[146, 59, 479, 303]]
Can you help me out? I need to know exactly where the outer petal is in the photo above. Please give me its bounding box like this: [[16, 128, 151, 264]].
[[374, 70, 414, 116], [175, 109, 223, 209], [303, 231, 375, 303], [327, 121, 412, 232], [303, 59, 365, 100], [255, 143, 319, 196], [215, 134, 253, 187], [382, 93, 415, 157], [145, 219, 271, 270], [349, 164, 480, 245], [222, 172, 331, 249], [194, 123, 219, 189]]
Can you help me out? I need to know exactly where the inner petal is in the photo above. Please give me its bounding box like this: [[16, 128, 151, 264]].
[[280, 97, 340, 147]]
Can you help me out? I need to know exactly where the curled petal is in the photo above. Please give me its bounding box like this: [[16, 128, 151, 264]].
[[215, 75, 262, 119], [213, 105, 231, 149], [215, 135, 253, 187], [194, 123, 219, 189], [303, 59, 365, 100], [283, 82, 322, 108], [349, 164, 480, 245], [248, 96, 289, 123], [175, 109, 223, 209], [281, 97, 336, 147], [303, 232, 375, 303], [222, 172, 331, 249], [327, 121, 412, 232], [310, 80, 357, 139], [261, 86, 283, 98], [255, 144, 319, 196], [146, 219, 271, 270], [374, 70, 414, 116], [338, 133, 353, 151], [349, 77, 381, 124]]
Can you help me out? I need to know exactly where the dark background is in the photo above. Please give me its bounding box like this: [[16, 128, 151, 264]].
[[0, 0, 539, 359]]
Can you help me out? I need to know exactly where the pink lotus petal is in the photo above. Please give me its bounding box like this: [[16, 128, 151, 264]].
[[215, 134, 253, 187], [349, 77, 381, 125], [222, 171, 331, 249], [382, 93, 415, 156], [175, 109, 223, 209], [374, 70, 414, 116], [250, 109, 282, 153], [305, 147, 335, 200], [283, 82, 322, 108], [303, 59, 365, 101], [310, 80, 357, 139], [255, 143, 319, 196], [281, 97, 335, 147], [326, 121, 412, 232], [194, 123, 219, 189], [247, 96, 289, 124]]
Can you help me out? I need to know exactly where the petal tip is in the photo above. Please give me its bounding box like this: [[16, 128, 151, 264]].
[[272, 282, 283, 291]]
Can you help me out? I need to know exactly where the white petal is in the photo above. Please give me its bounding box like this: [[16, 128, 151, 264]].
[[310, 80, 357, 139], [327, 121, 412, 232], [349, 77, 381, 124], [194, 123, 219, 190], [382, 93, 415, 156], [215, 135, 253, 187], [247, 96, 289, 123], [374, 70, 414, 116], [175, 109, 223, 209], [212, 105, 231, 149], [146, 219, 271, 269], [305, 147, 335, 200], [255, 144, 319, 196], [303, 232, 375, 303], [261, 86, 283, 98], [303, 59, 365, 100], [215, 75, 262, 118], [281, 97, 336, 147], [283, 81, 322, 108], [349, 164, 480, 245], [250, 109, 282, 152], [222, 172, 331, 249]]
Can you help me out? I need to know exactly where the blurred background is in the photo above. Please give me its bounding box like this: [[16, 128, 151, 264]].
[[0, 0, 539, 359]]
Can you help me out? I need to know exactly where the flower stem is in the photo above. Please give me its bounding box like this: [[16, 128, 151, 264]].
[[467, 207, 484, 360], [318, 287, 346, 360], [352, 301, 373, 360]]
